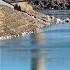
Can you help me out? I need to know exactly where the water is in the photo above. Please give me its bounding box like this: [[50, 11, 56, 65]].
[[0, 13, 70, 70], [44, 10, 70, 18]]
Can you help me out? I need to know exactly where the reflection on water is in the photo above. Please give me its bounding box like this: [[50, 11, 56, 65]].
[[31, 49, 45, 70], [0, 25, 46, 70], [0, 13, 70, 70], [44, 10, 70, 19]]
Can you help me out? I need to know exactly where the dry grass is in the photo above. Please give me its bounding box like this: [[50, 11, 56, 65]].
[[0, 5, 47, 36]]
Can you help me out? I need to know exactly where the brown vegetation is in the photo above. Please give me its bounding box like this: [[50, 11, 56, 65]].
[[0, 5, 47, 37]]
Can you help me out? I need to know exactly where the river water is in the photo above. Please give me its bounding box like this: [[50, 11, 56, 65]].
[[0, 10, 70, 70]]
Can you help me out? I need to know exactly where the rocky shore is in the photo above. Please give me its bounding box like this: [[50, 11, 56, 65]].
[[0, 1, 70, 40], [0, 4, 50, 40]]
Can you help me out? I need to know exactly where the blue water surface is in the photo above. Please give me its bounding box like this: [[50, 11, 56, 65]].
[[0, 23, 70, 70]]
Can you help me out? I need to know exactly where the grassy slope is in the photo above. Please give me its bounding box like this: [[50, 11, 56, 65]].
[[0, 5, 47, 36]]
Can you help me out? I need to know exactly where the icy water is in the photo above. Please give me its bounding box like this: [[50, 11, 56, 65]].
[[0, 23, 70, 70]]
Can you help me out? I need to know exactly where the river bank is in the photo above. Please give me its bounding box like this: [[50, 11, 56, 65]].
[[0, 3, 70, 40], [0, 4, 50, 40]]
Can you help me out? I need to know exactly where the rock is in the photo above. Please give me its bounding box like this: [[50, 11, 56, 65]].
[[56, 18, 63, 24], [17, 2, 34, 13], [65, 18, 70, 23]]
